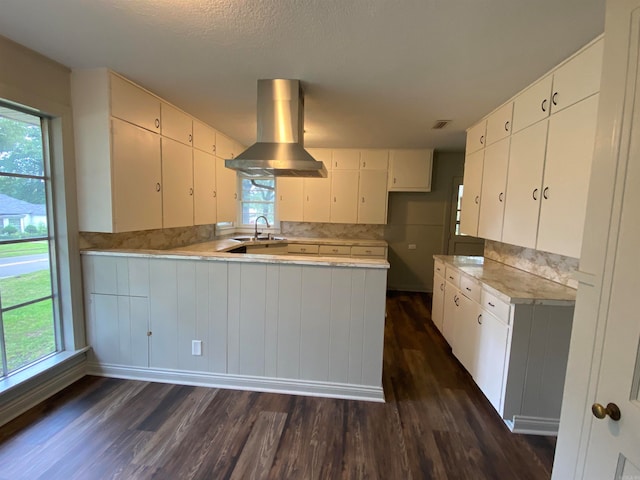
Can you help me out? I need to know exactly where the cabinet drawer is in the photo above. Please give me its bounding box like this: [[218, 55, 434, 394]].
[[434, 259, 445, 276], [445, 266, 461, 287], [287, 244, 319, 255], [351, 246, 386, 258], [480, 289, 511, 324], [319, 245, 351, 256], [459, 274, 481, 303]]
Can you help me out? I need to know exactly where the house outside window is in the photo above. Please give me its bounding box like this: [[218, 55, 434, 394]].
[[239, 176, 275, 226], [0, 105, 59, 377]]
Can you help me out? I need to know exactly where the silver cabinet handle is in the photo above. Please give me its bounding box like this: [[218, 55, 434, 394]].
[[361, 197, 365, 203], [212, 145, 216, 153], [440, 283, 444, 291], [449, 275, 454, 280], [156, 183, 161, 192], [466, 287, 472, 292], [454, 296, 460, 306], [532, 188, 538, 200], [362, 161, 366, 168], [334, 196, 337, 202], [393, 177, 397, 184]]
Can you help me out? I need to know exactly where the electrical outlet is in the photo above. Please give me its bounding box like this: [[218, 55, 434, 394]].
[[408, 244, 417, 250], [192, 340, 202, 356]]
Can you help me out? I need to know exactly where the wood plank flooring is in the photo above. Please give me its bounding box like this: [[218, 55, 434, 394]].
[[0, 291, 556, 479]]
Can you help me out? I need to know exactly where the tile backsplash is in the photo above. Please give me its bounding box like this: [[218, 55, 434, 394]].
[[484, 240, 579, 289], [281, 222, 384, 239], [79, 225, 216, 250]]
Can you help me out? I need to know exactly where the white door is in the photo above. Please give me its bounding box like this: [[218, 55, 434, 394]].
[[582, 4, 640, 476]]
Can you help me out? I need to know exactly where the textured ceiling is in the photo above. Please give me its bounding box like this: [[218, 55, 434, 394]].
[[0, 0, 605, 151]]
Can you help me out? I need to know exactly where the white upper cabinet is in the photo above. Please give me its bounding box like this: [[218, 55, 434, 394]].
[[110, 73, 161, 133], [477, 137, 510, 242], [330, 170, 359, 223], [216, 133, 236, 159], [215, 155, 238, 223], [459, 149, 484, 237], [161, 102, 193, 146], [502, 120, 548, 249], [277, 177, 304, 222], [485, 103, 513, 146], [193, 120, 217, 154], [161, 137, 194, 228], [111, 118, 162, 232], [358, 170, 388, 224], [550, 38, 604, 114], [193, 149, 217, 226], [332, 149, 360, 170], [360, 150, 389, 170], [512, 76, 553, 133], [307, 148, 332, 171], [388, 149, 433, 192], [537, 94, 600, 258], [303, 174, 332, 223], [465, 120, 487, 154]]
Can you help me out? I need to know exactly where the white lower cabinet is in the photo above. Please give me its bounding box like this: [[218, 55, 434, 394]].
[[431, 273, 445, 333], [434, 258, 574, 434]]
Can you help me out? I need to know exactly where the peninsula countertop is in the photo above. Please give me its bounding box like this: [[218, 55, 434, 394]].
[[81, 237, 390, 269], [434, 255, 576, 305]]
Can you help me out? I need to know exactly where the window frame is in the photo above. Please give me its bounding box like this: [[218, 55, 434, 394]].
[[0, 106, 62, 377], [238, 174, 276, 228]]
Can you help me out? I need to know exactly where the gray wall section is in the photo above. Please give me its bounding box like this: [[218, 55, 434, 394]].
[[385, 151, 481, 292]]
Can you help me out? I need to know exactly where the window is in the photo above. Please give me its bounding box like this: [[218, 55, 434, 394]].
[[454, 184, 464, 235], [239, 176, 275, 225], [0, 105, 59, 377]]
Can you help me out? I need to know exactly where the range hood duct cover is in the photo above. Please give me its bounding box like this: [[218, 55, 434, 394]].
[[225, 79, 327, 178]]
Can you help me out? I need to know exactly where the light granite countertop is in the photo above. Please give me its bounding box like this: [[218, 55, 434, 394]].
[[80, 237, 389, 269], [434, 255, 576, 305]]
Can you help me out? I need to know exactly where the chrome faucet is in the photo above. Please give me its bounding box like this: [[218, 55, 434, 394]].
[[254, 215, 270, 239]]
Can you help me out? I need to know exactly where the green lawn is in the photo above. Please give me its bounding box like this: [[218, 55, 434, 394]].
[[0, 269, 56, 373], [0, 240, 49, 258]]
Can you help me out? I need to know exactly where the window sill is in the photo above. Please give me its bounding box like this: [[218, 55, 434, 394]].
[[0, 347, 89, 397]]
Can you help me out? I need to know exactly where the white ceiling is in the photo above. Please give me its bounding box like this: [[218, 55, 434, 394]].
[[0, 0, 605, 151]]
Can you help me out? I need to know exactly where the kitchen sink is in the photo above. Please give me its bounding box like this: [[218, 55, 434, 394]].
[[232, 235, 286, 242]]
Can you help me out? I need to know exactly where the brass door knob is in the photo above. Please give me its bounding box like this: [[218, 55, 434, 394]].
[[592, 402, 621, 421]]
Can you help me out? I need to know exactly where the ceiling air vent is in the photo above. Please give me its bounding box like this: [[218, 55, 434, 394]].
[[432, 120, 451, 130]]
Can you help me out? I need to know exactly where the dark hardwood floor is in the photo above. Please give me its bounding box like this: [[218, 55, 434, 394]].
[[0, 291, 556, 479]]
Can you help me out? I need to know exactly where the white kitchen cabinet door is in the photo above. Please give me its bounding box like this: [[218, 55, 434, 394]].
[[465, 120, 487, 154], [475, 309, 509, 413], [303, 175, 331, 223], [358, 169, 388, 224], [477, 137, 510, 242], [512, 76, 553, 133], [486, 103, 513, 146], [388, 149, 433, 191], [306, 148, 332, 171], [161, 137, 194, 228], [453, 292, 481, 376], [193, 149, 217, 225], [161, 102, 193, 146], [330, 170, 359, 223], [148, 260, 179, 370], [216, 132, 235, 159], [432, 273, 446, 333], [502, 120, 548, 249], [111, 118, 163, 232], [332, 149, 360, 170], [277, 177, 304, 222], [193, 119, 217, 154], [537, 94, 599, 258], [443, 283, 460, 347], [550, 38, 603, 115], [110, 73, 160, 134], [216, 155, 238, 223], [360, 149, 388, 170], [459, 149, 484, 237]]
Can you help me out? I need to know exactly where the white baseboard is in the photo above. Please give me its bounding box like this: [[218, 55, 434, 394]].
[[87, 363, 385, 403], [504, 415, 560, 436], [0, 357, 87, 427]]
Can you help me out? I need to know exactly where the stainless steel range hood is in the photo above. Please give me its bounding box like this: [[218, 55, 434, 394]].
[[225, 79, 327, 178]]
